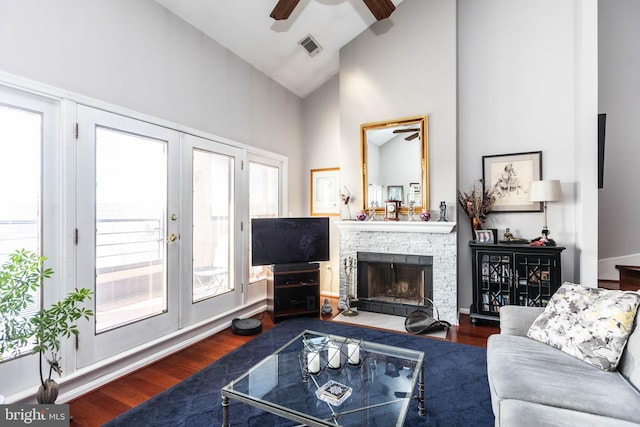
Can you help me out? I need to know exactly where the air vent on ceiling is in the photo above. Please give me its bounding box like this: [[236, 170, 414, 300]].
[[299, 34, 322, 57]]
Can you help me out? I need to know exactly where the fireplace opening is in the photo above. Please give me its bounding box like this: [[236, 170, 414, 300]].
[[356, 252, 433, 316]]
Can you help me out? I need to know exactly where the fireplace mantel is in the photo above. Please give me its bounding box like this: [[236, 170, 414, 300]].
[[335, 220, 456, 234], [337, 219, 458, 325]]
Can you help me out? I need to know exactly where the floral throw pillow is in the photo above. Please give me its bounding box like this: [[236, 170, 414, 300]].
[[527, 283, 640, 371]]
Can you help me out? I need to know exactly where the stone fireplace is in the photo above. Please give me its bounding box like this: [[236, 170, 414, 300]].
[[336, 221, 457, 325], [356, 252, 433, 316]]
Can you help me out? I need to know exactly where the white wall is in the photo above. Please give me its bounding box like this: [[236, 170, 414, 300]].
[[339, 0, 458, 219], [0, 0, 305, 402], [304, 0, 599, 312], [301, 75, 341, 294], [0, 0, 305, 213], [458, 0, 599, 308], [598, 0, 640, 280]]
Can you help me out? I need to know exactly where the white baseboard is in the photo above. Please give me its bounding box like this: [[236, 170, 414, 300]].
[[5, 302, 267, 405], [458, 307, 470, 315]]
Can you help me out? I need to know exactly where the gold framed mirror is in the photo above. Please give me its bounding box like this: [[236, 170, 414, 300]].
[[360, 115, 429, 214]]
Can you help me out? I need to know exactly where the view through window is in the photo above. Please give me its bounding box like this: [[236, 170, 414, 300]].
[[249, 161, 280, 282], [0, 103, 42, 359]]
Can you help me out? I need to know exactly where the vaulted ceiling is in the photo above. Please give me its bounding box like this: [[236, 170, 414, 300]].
[[154, 0, 404, 98]]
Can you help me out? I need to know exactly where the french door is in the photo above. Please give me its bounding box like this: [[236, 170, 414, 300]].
[[180, 133, 242, 325], [76, 106, 242, 367]]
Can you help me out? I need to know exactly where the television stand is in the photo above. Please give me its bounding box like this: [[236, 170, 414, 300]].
[[267, 264, 320, 323]]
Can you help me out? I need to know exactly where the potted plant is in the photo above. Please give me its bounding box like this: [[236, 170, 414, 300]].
[[0, 249, 93, 403]]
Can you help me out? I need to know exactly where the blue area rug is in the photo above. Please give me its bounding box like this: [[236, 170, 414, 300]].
[[103, 318, 494, 426]]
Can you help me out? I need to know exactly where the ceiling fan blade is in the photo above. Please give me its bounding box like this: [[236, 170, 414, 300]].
[[405, 133, 419, 141], [393, 128, 420, 133], [362, 0, 396, 21], [270, 0, 301, 20]]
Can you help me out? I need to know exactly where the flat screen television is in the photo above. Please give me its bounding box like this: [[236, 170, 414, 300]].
[[251, 217, 330, 266]]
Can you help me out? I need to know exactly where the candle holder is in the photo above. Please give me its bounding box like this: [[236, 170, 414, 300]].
[[299, 334, 369, 384], [367, 201, 378, 221], [408, 200, 416, 221]]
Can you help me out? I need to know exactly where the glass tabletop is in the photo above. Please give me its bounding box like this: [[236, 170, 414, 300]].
[[222, 329, 425, 426]]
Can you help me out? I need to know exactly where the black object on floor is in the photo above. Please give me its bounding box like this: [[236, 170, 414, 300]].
[[231, 318, 262, 335]]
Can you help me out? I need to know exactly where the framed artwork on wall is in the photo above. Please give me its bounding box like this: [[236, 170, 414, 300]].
[[310, 167, 340, 216], [483, 151, 542, 212]]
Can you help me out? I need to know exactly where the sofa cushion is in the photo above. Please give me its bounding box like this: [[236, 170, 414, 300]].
[[619, 313, 640, 391], [527, 283, 640, 370], [487, 334, 640, 424], [499, 399, 640, 427]]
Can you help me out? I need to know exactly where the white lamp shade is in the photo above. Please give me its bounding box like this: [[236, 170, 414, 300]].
[[529, 180, 562, 202]]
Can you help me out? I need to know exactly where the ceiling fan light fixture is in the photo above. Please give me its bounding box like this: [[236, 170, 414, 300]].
[[299, 34, 322, 57]]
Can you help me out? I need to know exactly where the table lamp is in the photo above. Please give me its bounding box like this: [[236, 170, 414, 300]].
[[529, 180, 562, 243]]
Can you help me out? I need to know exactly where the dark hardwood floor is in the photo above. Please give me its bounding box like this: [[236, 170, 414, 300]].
[[68, 297, 499, 426]]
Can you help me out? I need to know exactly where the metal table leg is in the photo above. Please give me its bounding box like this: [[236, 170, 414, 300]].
[[418, 362, 425, 416], [221, 393, 230, 427]]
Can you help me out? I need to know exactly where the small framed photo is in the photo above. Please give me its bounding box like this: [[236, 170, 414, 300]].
[[482, 151, 542, 212], [387, 185, 403, 202], [475, 229, 495, 244]]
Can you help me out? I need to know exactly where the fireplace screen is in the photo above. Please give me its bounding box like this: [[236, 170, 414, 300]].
[[356, 252, 433, 315]]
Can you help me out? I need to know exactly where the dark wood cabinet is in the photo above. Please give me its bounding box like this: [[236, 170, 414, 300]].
[[267, 266, 320, 322], [469, 242, 565, 324]]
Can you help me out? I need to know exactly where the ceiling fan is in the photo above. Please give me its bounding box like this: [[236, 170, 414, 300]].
[[270, 0, 396, 21], [393, 128, 420, 141]]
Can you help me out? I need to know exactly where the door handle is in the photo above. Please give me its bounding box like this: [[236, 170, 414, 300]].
[[167, 233, 178, 242]]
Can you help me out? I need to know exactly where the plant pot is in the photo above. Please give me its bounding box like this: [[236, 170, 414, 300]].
[[37, 379, 59, 404]]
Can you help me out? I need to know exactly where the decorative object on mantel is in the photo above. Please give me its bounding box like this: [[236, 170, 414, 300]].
[[340, 186, 353, 220], [356, 210, 367, 221], [407, 200, 416, 221], [528, 179, 562, 247], [367, 201, 378, 221], [384, 200, 401, 221], [457, 180, 496, 239], [420, 209, 431, 221], [438, 201, 447, 221]]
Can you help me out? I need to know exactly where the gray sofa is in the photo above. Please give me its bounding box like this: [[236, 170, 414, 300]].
[[487, 305, 640, 427]]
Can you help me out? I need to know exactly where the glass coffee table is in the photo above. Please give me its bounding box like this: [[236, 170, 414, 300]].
[[221, 329, 425, 426]]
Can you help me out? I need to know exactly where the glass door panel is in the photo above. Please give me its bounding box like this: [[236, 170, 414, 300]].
[[95, 127, 168, 332], [248, 160, 280, 283], [192, 149, 233, 302]]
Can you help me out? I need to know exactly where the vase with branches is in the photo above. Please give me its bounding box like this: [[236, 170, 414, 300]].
[[0, 249, 93, 403], [457, 180, 496, 238]]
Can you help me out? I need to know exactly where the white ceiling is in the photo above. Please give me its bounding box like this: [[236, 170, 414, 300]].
[[154, 0, 404, 98]]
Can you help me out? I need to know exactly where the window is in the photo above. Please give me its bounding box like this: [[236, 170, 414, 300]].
[[249, 159, 281, 282], [94, 127, 169, 332], [0, 86, 58, 364], [0, 104, 42, 359]]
